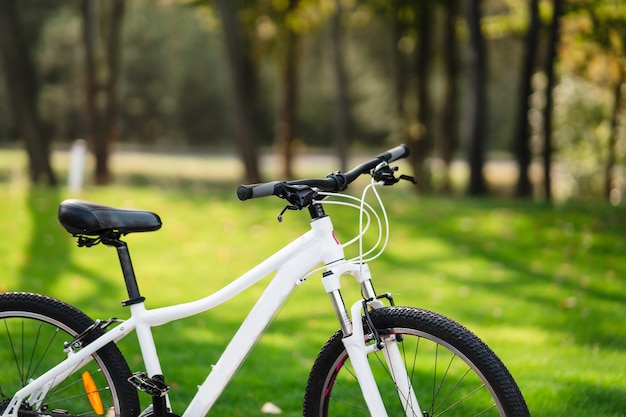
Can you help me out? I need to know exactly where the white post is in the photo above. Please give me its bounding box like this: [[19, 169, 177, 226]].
[[68, 139, 87, 193]]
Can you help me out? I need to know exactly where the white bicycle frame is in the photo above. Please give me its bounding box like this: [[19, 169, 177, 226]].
[[3, 211, 420, 417]]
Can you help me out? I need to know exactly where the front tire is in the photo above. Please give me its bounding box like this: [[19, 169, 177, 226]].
[[304, 306, 529, 417], [0, 292, 140, 417]]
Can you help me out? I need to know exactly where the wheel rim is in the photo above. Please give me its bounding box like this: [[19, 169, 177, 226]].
[[0, 311, 122, 417], [319, 327, 506, 417]]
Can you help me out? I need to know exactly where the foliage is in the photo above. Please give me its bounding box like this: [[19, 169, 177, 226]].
[[122, 1, 233, 146], [561, 0, 625, 86], [1, 0, 626, 200], [552, 76, 620, 200], [554, 0, 626, 201], [37, 7, 84, 141]]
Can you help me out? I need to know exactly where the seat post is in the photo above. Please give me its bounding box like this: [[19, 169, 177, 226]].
[[109, 238, 145, 307]]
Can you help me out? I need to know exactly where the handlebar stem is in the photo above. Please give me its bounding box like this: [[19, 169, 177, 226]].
[[308, 203, 326, 220]]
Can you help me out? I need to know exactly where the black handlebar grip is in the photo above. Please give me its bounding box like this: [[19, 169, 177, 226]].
[[377, 144, 410, 163], [237, 181, 281, 201]]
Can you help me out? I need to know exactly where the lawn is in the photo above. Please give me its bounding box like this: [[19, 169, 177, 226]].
[[0, 149, 625, 416]]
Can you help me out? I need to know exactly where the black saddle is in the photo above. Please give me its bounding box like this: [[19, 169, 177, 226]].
[[58, 199, 162, 236]]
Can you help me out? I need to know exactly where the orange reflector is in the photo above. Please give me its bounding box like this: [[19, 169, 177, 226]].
[[82, 371, 105, 415]]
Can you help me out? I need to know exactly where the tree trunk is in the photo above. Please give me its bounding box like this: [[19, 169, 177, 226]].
[[277, 0, 299, 179], [100, 0, 124, 184], [410, 2, 434, 192], [542, 0, 563, 203], [514, 0, 540, 198], [392, 4, 408, 122], [464, 0, 487, 196], [440, 0, 460, 194], [332, 0, 349, 172], [214, 0, 262, 184], [81, 0, 124, 186], [81, 0, 99, 180], [0, 0, 56, 185], [391, 0, 415, 177], [605, 67, 624, 201]]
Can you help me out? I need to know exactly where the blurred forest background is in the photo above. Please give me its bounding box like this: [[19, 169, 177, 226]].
[[0, 0, 624, 204]]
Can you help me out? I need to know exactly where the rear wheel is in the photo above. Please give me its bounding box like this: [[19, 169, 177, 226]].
[[0, 292, 140, 417], [304, 306, 529, 417]]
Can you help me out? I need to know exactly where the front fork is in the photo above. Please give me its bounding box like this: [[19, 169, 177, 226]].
[[322, 263, 421, 417]]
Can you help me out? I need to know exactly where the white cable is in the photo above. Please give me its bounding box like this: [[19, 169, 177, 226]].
[[316, 199, 372, 248], [320, 181, 388, 263], [356, 180, 389, 265], [316, 192, 381, 250], [301, 183, 391, 282], [363, 180, 390, 262]]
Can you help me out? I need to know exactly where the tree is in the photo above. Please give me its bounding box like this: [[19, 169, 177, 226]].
[[275, 0, 300, 179], [0, 0, 57, 185], [464, 0, 487, 196], [214, 0, 262, 184], [560, 0, 626, 202], [513, 0, 540, 198], [439, 0, 460, 193], [605, 65, 625, 201], [387, 0, 416, 170], [81, 0, 125, 185], [542, 0, 564, 203], [586, 3, 626, 202], [331, 0, 350, 172], [384, 0, 437, 190], [410, 1, 435, 192]]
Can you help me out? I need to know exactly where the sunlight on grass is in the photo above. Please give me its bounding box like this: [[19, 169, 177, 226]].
[[0, 149, 625, 417]]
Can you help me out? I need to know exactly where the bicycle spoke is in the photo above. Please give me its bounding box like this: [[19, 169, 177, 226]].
[[434, 384, 493, 417], [4, 318, 25, 386], [430, 350, 460, 414], [329, 382, 369, 412], [30, 325, 60, 382], [0, 297, 138, 417], [305, 308, 529, 417]]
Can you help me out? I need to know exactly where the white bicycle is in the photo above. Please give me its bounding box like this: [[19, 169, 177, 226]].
[[0, 145, 530, 417]]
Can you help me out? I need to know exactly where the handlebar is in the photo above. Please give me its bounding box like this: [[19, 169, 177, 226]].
[[237, 144, 410, 202]]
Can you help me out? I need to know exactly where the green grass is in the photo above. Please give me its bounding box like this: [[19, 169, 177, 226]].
[[1, 149, 625, 416]]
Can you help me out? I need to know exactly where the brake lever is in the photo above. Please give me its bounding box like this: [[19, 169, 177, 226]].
[[277, 205, 299, 222], [372, 164, 416, 185], [399, 174, 417, 184], [276, 185, 318, 222]]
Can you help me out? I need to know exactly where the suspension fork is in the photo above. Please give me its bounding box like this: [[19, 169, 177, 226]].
[[322, 264, 421, 417], [322, 264, 386, 416], [363, 286, 421, 416]]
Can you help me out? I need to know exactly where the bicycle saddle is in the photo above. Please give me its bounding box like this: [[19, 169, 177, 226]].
[[58, 199, 162, 235]]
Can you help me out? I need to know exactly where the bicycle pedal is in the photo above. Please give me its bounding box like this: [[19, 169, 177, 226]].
[[128, 372, 170, 397]]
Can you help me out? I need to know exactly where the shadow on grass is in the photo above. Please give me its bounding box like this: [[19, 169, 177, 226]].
[[379, 197, 626, 351], [17, 186, 122, 311], [18, 186, 71, 291], [12, 182, 626, 417], [357, 196, 626, 417]]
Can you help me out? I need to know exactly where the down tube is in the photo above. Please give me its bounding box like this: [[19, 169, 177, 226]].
[[181, 241, 324, 417]]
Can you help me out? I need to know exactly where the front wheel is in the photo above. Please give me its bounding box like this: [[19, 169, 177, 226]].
[[304, 306, 529, 417], [0, 292, 140, 417]]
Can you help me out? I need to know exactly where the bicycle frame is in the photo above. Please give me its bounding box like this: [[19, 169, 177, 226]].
[[2, 212, 415, 417]]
